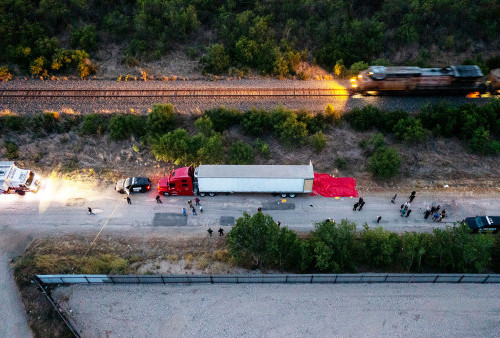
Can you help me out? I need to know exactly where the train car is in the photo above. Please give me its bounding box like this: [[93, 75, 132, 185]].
[[350, 65, 484, 95], [489, 69, 500, 94]]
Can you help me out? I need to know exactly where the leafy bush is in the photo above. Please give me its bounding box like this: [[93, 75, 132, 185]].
[[335, 157, 347, 170], [344, 105, 380, 131], [274, 115, 308, 147], [308, 219, 358, 272], [368, 146, 401, 179], [226, 212, 301, 270], [324, 104, 341, 125], [4, 140, 19, 160], [146, 104, 177, 137], [360, 225, 401, 269], [151, 128, 201, 165], [32, 112, 59, 135], [71, 25, 98, 51], [241, 108, 272, 136], [204, 107, 242, 132], [109, 114, 146, 140], [0, 114, 28, 131], [198, 134, 225, 164], [425, 223, 495, 273], [194, 115, 214, 137], [310, 131, 327, 153], [81, 114, 108, 136], [202, 43, 230, 74], [228, 140, 254, 164], [393, 117, 428, 143], [253, 138, 271, 159]]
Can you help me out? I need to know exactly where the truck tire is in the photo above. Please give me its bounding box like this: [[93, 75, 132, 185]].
[[208, 192, 216, 197], [16, 190, 25, 196], [280, 193, 287, 198], [288, 193, 296, 198], [199, 192, 206, 197], [163, 192, 170, 197]]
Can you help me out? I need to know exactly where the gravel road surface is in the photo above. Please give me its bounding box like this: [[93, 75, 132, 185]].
[[53, 283, 500, 337]]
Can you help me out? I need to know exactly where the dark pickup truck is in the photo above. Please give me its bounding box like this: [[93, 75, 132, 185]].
[[115, 177, 151, 194], [463, 216, 500, 233]]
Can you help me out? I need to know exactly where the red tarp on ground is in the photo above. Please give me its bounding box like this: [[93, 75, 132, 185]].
[[311, 173, 359, 198]]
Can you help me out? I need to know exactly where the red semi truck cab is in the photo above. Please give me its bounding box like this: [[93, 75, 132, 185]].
[[158, 167, 195, 196]]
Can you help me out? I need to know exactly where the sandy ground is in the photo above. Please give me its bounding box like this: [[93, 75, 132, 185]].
[[52, 283, 500, 337]]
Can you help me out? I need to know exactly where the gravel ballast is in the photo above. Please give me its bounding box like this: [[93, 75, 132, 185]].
[[53, 283, 500, 337]]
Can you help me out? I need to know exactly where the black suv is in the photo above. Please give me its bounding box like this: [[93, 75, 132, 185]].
[[115, 177, 151, 194], [463, 216, 500, 233]]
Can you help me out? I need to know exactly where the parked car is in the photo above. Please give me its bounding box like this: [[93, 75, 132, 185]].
[[463, 216, 500, 233], [115, 177, 151, 194]]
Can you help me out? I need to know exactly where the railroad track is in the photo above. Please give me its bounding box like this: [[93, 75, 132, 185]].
[[0, 88, 349, 98]]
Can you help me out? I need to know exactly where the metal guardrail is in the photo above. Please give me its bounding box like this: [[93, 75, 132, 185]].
[[36, 273, 500, 285]]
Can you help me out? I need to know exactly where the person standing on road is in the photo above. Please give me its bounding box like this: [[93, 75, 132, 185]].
[[126, 196, 131, 204], [353, 202, 359, 211], [218, 227, 224, 236], [358, 201, 366, 211], [409, 191, 416, 203], [199, 204, 203, 213], [401, 206, 407, 217], [156, 195, 162, 203], [391, 194, 397, 204], [207, 228, 213, 237], [182, 208, 187, 216], [358, 197, 364, 205], [192, 207, 197, 215], [435, 205, 441, 212], [195, 197, 200, 206], [441, 209, 446, 219], [377, 216, 382, 223], [405, 209, 412, 217], [433, 212, 440, 222], [88, 207, 95, 215], [424, 207, 431, 219]]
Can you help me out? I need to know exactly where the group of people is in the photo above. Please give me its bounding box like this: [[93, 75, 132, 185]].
[[182, 198, 203, 216], [424, 205, 446, 222], [207, 227, 224, 237], [398, 191, 416, 217], [353, 197, 365, 211]]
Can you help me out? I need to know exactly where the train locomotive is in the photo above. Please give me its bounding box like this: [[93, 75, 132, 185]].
[[349, 65, 497, 95]]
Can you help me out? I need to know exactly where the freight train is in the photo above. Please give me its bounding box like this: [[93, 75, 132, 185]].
[[350, 65, 500, 95]]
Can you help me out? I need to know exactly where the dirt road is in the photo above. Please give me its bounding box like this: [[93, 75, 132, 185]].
[[53, 283, 500, 337]]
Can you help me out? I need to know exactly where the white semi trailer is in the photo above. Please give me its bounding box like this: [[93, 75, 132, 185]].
[[158, 163, 314, 197]]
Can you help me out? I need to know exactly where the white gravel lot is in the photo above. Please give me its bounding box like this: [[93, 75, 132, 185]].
[[53, 283, 500, 337]]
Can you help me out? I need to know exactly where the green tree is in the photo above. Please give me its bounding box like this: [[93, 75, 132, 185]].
[[204, 107, 242, 132], [81, 114, 108, 135], [360, 225, 401, 269], [274, 115, 308, 147], [399, 232, 430, 272], [228, 140, 254, 164], [253, 138, 271, 159], [198, 134, 225, 164], [226, 212, 300, 270], [310, 131, 327, 153], [309, 219, 358, 272], [368, 146, 401, 179], [146, 104, 177, 137], [393, 117, 428, 143], [152, 128, 200, 165], [202, 43, 230, 74], [194, 115, 214, 137], [241, 108, 272, 136]]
